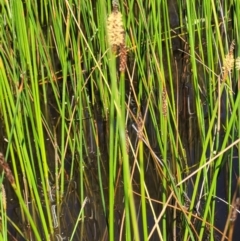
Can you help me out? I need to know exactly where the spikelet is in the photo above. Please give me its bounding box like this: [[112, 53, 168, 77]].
[[162, 87, 168, 117], [107, 10, 125, 51], [119, 43, 127, 72], [125, 129, 129, 154], [112, 0, 119, 12], [137, 113, 144, 140], [230, 197, 240, 222], [107, 1, 127, 72], [222, 40, 235, 82], [235, 57, 240, 70], [0, 152, 16, 186], [236, 57, 240, 91], [1, 184, 6, 211], [182, 192, 191, 210]]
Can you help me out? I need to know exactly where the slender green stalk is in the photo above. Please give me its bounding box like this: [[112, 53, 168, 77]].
[[138, 131, 148, 240]]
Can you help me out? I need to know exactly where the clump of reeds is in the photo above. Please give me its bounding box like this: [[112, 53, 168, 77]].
[[221, 40, 235, 82], [107, 0, 127, 72]]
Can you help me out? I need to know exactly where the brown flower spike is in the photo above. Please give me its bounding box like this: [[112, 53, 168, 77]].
[[162, 87, 168, 117], [0, 152, 16, 186], [119, 43, 127, 72]]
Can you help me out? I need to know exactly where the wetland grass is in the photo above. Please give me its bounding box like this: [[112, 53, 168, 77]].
[[0, 0, 240, 240]]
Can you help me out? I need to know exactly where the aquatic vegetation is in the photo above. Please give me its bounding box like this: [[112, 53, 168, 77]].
[[0, 0, 239, 240]]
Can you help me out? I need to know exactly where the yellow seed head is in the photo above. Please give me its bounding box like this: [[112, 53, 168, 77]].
[[223, 54, 234, 72], [222, 40, 235, 81], [107, 11, 125, 49]]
